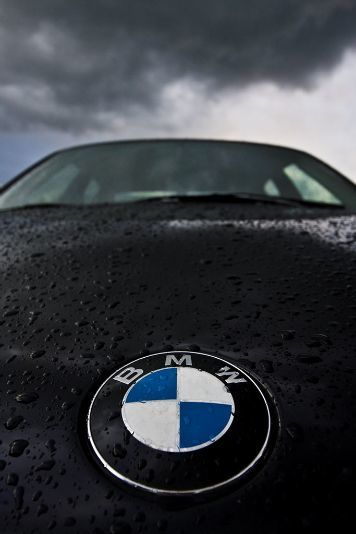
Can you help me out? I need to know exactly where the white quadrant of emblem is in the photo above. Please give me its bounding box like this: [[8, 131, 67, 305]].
[[121, 367, 235, 452]]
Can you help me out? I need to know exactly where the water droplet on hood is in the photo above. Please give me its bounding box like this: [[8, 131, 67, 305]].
[[9, 439, 29, 457], [15, 392, 39, 404], [5, 415, 24, 430]]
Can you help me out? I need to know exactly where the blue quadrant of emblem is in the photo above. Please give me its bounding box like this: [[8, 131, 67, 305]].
[[179, 401, 232, 449], [125, 367, 177, 403]]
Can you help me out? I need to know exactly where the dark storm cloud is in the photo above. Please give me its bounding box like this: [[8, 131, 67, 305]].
[[0, 0, 356, 132]]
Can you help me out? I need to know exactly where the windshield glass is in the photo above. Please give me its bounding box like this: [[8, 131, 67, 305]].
[[1, 140, 355, 209]]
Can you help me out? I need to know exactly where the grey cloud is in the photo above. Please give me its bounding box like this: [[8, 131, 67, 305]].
[[0, 0, 356, 132]]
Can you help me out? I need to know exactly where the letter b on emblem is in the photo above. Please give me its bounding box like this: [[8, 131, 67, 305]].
[[113, 367, 143, 385]]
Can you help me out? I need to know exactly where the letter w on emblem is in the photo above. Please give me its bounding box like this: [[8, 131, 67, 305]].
[[165, 354, 192, 366], [216, 366, 247, 384]]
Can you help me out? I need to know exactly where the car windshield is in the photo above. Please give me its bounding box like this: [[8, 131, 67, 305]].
[[1, 140, 356, 209]]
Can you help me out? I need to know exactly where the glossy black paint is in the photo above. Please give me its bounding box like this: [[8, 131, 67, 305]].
[[0, 201, 355, 533]]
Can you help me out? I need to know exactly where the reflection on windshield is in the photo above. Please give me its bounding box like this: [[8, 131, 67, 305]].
[[0, 140, 355, 210]]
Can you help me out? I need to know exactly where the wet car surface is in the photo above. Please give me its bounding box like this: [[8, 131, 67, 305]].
[[0, 141, 355, 532]]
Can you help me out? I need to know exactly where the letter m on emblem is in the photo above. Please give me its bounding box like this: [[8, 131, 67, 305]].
[[165, 354, 192, 366]]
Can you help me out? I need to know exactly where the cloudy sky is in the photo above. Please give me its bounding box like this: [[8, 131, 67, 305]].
[[1, 0, 356, 184]]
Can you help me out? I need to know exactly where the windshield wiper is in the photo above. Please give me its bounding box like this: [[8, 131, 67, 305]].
[[0, 202, 82, 212], [134, 193, 345, 208], [135, 193, 296, 206], [0, 195, 345, 211], [277, 197, 345, 209]]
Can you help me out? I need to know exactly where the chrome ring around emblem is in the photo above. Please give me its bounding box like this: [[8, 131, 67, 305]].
[[87, 351, 273, 496]]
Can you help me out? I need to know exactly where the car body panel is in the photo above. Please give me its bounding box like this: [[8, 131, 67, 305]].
[[0, 202, 355, 532]]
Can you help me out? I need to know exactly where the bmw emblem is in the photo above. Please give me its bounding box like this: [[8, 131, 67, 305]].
[[87, 351, 274, 495]]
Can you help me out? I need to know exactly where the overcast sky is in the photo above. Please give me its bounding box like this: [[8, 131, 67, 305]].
[[1, 0, 356, 183]]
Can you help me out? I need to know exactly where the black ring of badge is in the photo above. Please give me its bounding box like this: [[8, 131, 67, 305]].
[[87, 351, 273, 496]]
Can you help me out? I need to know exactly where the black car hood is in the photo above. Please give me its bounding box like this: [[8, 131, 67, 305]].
[[0, 203, 355, 533]]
